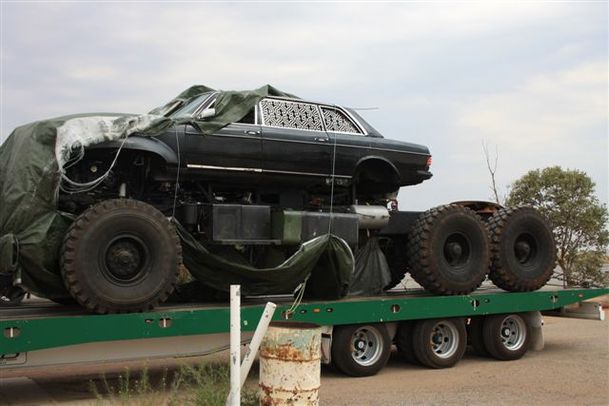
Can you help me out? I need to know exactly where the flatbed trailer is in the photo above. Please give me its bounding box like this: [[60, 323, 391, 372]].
[[1, 286, 607, 378]]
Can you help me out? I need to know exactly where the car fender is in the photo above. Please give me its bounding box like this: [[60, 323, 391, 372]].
[[87, 136, 179, 165], [355, 156, 400, 180]]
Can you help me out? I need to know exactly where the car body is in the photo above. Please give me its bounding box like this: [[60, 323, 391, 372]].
[[86, 92, 432, 198]]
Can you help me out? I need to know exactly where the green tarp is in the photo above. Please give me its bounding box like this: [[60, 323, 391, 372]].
[[0, 85, 353, 301]]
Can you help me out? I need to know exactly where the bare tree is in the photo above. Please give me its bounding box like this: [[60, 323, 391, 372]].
[[482, 140, 501, 204]]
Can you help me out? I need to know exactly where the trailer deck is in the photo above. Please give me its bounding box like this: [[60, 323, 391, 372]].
[[2, 287, 607, 356]]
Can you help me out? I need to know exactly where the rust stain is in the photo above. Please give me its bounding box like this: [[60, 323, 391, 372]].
[[259, 343, 319, 361]]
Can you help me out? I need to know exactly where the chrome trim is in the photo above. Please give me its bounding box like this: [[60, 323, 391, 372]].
[[186, 164, 351, 178], [187, 164, 262, 173]]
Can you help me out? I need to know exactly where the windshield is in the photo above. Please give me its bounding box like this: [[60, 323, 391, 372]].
[[169, 92, 213, 118]]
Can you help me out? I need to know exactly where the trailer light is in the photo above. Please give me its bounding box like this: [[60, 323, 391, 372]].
[[426, 156, 432, 167]]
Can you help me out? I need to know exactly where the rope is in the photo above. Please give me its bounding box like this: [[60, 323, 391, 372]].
[[284, 276, 309, 319], [327, 106, 339, 234], [59, 132, 131, 194], [171, 130, 181, 219]]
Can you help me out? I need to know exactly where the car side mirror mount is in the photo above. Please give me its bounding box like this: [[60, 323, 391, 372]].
[[200, 108, 216, 119]]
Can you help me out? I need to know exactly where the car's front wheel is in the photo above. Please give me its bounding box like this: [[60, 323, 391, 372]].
[[61, 199, 181, 314]]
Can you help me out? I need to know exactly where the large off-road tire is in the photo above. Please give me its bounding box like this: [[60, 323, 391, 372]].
[[482, 313, 530, 360], [61, 199, 181, 314], [406, 205, 490, 295], [331, 324, 391, 377], [412, 318, 467, 369], [488, 207, 556, 292]]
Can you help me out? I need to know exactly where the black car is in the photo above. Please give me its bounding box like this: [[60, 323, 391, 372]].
[[63, 92, 432, 213]]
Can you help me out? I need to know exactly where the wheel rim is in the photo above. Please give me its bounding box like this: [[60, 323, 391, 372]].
[[102, 235, 150, 284], [513, 233, 538, 267], [499, 315, 527, 351], [443, 233, 471, 267], [429, 322, 459, 359], [350, 326, 383, 366]]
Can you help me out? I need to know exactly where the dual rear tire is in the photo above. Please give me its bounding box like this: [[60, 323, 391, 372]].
[[404, 204, 555, 295]]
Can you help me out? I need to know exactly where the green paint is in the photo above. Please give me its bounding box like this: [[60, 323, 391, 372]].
[[1, 288, 607, 354]]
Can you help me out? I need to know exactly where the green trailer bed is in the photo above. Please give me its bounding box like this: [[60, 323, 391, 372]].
[[2, 287, 607, 355]]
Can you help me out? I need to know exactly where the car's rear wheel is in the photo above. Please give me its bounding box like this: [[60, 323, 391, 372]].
[[488, 208, 556, 292], [406, 205, 490, 295], [61, 199, 181, 314]]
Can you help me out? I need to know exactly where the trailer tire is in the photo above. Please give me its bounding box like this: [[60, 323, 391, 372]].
[[395, 321, 418, 364], [488, 207, 556, 292], [61, 199, 181, 314], [407, 205, 490, 295], [412, 318, 467, 368], [467, 317, 489, 356], [331, 324, 391, 376], [482, 313, 530, 360]]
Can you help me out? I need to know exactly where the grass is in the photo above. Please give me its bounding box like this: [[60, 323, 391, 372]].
[[89, 362, 258, 406]]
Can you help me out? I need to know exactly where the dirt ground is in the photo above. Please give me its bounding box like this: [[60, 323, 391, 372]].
[[1, 315, 607, 405]]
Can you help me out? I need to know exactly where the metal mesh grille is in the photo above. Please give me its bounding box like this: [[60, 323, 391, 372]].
[[321, 108, 360, 134], [260, 99, 323, 131]]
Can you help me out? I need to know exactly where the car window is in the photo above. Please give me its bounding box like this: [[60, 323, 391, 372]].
[[321, 107, 362, 134], [259, 99, 323, 131], [169, 93, 212, 118], [236, 107, 256, 124]]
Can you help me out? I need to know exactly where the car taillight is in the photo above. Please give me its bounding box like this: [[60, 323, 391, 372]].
[[426, 156, 432, 168]]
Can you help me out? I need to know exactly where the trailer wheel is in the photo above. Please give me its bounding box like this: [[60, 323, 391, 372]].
[[467, 317, 489, 356], [61, 199, 181, 314], [412, 318, 467, 368], [488, 208, 556, 292], [331, 324, 391, 376], [395, 321, 418, 364], [482, 313, 530, 360], [407, 205, 490, 295]]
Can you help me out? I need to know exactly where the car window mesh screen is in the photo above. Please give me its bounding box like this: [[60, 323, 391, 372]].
[[321, 108, 361, 134], [260, 99, 323, 131]]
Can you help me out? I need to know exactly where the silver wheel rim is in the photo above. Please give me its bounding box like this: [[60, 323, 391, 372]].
[[429, 321, 459, 359], [350, 326, 383, 366], [500, 315, 527, 351]]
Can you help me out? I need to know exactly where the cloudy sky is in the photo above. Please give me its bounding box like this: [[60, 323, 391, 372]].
[[1, 1, 607, 210]]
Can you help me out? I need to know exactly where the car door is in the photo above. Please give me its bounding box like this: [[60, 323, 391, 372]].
[[183, 120, 262, 175], [320, 106, 371, 178], [259, 98, 331, 179]]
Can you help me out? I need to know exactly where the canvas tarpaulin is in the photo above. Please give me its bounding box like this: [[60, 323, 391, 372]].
[[0, 85, 355, 300]]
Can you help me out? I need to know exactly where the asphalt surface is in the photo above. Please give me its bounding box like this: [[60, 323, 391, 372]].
[[0, 315, 607, 405]]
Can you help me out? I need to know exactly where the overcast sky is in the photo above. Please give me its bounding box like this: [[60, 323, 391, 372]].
[[1, 1, 607, 210]]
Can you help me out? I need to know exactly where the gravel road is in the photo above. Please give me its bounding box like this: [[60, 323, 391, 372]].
[[1, 315, 607, 405]]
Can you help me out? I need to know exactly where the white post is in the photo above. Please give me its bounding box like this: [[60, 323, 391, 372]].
[[240, 302, 277, 387], [228, 285, 241, 406]]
